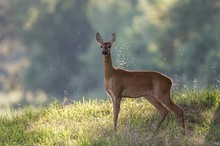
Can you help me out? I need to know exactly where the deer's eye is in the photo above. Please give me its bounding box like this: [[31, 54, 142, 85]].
[[100, 45, 103, 48], [108, 46, 111, 48]]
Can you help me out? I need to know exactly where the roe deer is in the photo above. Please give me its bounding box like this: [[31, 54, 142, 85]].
[[96, 32, 185, 132]]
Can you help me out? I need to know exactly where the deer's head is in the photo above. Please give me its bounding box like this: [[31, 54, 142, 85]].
[[96, 33, 115, 56]]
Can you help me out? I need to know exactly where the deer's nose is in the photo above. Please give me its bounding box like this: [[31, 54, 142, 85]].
[[102, 50, 108, 55]]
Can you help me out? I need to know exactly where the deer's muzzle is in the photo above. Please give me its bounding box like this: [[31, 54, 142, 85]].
[[102, 50, 108, 56]]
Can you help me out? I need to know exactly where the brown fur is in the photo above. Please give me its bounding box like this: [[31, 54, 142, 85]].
[[96, 33, 185, 132]]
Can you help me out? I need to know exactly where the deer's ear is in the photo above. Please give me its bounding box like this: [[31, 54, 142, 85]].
[[96, 32, 103, 44], [110, 33, 116, 44]]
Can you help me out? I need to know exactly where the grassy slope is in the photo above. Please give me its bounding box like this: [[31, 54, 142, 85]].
[[0, 89, 220, 146]]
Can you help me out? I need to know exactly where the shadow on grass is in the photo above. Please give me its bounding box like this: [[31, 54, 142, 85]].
[[181, 100, 209, 130], [205, 104, 220, 145]]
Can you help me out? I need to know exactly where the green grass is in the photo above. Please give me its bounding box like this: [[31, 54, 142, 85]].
[[0, 88, 220, 146]]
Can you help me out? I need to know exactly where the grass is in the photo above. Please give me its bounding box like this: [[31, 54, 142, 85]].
[[0, 88, 220, 146]]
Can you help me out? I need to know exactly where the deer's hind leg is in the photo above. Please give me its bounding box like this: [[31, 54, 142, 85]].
[[157, 93, 185, 128], [145, 96, 169, 129]]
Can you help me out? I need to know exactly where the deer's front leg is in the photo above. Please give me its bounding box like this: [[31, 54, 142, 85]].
[[113, 97, 122, 132]]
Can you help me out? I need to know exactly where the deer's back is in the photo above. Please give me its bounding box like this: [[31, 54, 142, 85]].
[[106, 68, 172, 98]]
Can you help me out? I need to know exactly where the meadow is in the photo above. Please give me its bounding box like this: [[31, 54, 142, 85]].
[[0, 88, 219, 146]]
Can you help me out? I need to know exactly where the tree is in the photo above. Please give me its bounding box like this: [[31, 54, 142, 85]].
[[21, 0, 93, 97], [148, 0, 220, 86]]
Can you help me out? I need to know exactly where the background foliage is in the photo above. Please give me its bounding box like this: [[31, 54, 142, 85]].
[[0, 0, 220, 104]]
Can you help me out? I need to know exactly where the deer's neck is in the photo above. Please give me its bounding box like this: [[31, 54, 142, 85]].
[[103, 54, 114, 80]]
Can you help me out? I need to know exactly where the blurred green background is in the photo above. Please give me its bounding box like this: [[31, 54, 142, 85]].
[[0, 0, 220, 110]]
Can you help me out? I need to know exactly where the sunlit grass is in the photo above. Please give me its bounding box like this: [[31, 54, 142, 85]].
[[0, 88, 219, 145]]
